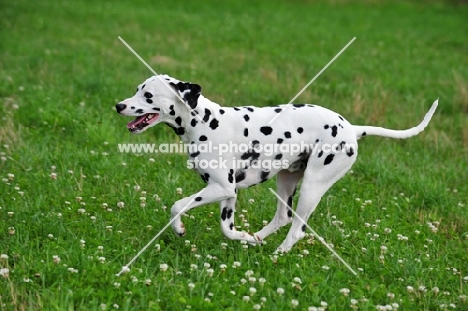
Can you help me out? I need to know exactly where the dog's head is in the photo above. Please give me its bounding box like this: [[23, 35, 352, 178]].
[[115, 75, 201, 134]]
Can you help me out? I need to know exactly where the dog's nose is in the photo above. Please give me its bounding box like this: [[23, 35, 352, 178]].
[[115, 103, 127, 113]]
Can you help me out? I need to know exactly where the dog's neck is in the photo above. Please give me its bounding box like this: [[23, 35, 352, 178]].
[[165, 95, 222, 143]]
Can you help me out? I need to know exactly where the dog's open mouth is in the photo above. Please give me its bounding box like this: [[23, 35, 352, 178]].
[[126, 113, 159, 133]]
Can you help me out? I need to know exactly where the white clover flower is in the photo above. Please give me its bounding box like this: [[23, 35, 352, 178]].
[[259, 277, 266, 285], [321, 265, 330, 270], [190, 264, 198, 270], [0, 254, 8, 259], [176, 188, 183, 195], [245, 270, 254, 277], [249, 277, 256, 284], [160, 264, 169, 272], [242, 296, 250, 302], [220, 264, 227, 271], [98, 257, 106, 264], [339, 288, 350, 296], [249, 287, 257, 296], [387, 292, 395, 299], [291, 299, 299, 308], [52, 255, 61, 264], [114, 282, 121, 288], [232, 261, 241, 268], [188, 283, 195, 290], [293, 277, 302, 284], [203, 262, 211, 269], [206, 268, 214, 277], [253, 304, 261, 310], [120, 266, 130, 274], [117, 202, 124, 208], [406, 286, 414, 293], [277, 287, 285, 295], [0, 268, 9, 278]]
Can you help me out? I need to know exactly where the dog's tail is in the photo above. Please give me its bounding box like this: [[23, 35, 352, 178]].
[[354, 99, 438, 140]]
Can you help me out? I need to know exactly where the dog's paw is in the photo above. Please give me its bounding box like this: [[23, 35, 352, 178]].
[[274, 244, 291, 254], [172, 222, 186, 237]]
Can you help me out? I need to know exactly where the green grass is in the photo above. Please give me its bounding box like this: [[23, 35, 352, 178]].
[[1, 0, 468, 310]]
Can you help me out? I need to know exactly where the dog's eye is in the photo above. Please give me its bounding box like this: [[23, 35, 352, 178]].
[[144, 92, 153, 99]]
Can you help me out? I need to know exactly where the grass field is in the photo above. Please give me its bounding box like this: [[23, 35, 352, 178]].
[[1, 0, 468, 310]]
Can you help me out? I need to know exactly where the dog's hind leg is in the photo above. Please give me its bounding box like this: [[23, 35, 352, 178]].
[[254, 169, 304, 242], [219, 197, 260, 244], [275, 152, 356, 253]]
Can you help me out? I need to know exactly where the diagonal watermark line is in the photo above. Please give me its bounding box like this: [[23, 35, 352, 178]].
[[116, 188, 206, 276], [268, 37, 356, 125], [118, 36, 159, 76], [268, 188, 358, 276], [118, 36, 204, 122]]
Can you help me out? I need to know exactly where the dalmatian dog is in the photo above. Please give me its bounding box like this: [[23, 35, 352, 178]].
[[115, 74, 437, 253]]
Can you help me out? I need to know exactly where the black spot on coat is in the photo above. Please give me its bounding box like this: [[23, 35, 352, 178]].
[[324, 154, 335, 165], [331, 125, 338, 137], [209, 119, 219, 130], [260, 126, 273, 135], [236, 171, 246, 182], [203, 109, 211, 122], [221, 207, 228, 220]]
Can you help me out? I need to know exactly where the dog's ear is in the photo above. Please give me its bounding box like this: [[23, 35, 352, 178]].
[[170, 82, 201, 109]]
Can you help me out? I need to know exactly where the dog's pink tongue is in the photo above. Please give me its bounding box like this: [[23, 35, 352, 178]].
[[126, 115, 147, 129]]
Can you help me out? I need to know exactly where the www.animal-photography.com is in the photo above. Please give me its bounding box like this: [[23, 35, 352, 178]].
[[1, 0, 467, 310]]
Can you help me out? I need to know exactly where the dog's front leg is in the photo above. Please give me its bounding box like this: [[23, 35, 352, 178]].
[[219, 198, 261, 244], [170, 183, 236, 236]]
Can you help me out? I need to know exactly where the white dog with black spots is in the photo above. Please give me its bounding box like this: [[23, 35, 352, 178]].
[[115, 74, 437, 253]]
